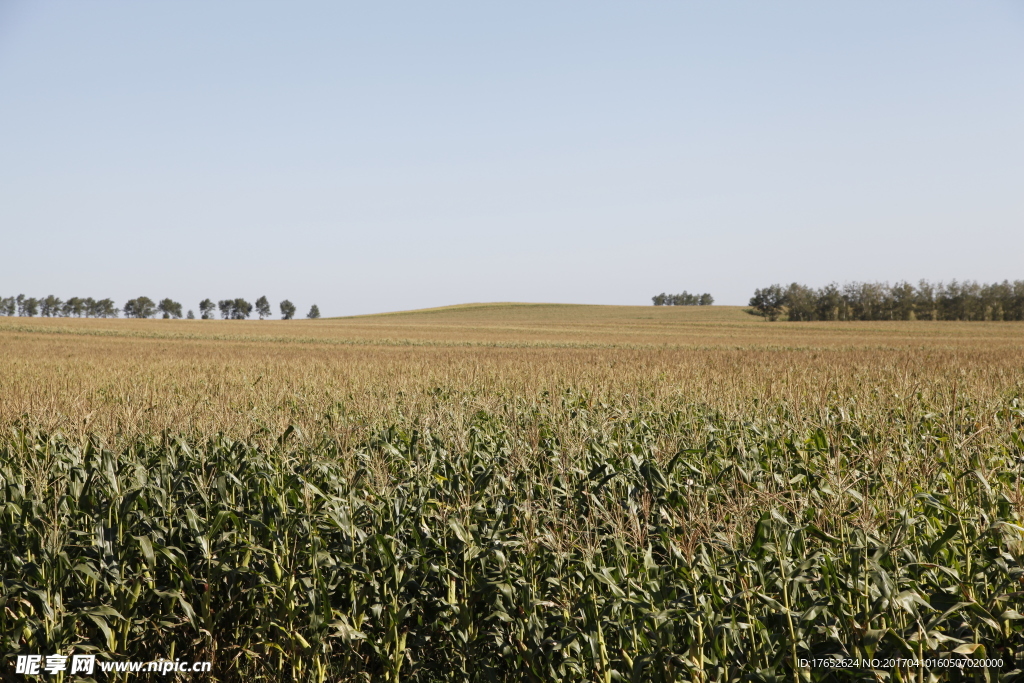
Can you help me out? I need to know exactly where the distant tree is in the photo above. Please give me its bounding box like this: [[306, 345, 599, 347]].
[[232, 298, 252, 320], [199, 299, 216, 320], [783, 283, 817, 321], [63, 297, 85, 317], [123, 297, 157, 318], [186, 310, 195, 319], [843, 281, 882, 321], [891, 281, 916, 321], [218, 300, 233, 319], [915, 280, 937, 321], [0, 297, 14, 316], [749, 285, 785, 321], [280, 300, 296, 320], [19, 296, 39, 317], [94, 299, 118, 318], [40, 295, 63, 317], [815, 284, 842, 321], [749, 278, 1024, 322], [653, 291, 714, 306], [158, 298, 183, 319], [307, 304, 320, 319], [255, 295, 271, 320]]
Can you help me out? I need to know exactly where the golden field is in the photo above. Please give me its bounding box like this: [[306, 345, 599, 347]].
[[3, 304, 1024, 680], [1, 303, 1022, 443]]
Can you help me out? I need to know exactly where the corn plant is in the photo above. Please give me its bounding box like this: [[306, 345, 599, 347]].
[[2, 391, 1023, 681]]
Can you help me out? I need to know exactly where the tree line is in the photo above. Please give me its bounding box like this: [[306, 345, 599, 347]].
[[749, 280, 1024, 321], [651, 291, 714, 306], [0, 295, 321, 320]]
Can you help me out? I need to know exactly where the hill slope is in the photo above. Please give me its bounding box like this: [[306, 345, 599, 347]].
[[1, 302, 1021, 350]]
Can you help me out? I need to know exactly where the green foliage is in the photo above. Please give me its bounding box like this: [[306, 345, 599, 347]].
[[62, 297, 85, 317], [280, 300, 297, 320], [17, 295, 39, 317], [307, 304, 321, 319], [199, 299, 216, 319], [752, 280, 1024, 321], [2, 293, 294, 320], [158, 298, 184, 319], [1, 393, 1022, 681], [749, 285, 786, 321], [123, 297, 157, 319], [40, 295, 63, 317], [652, 292, 714, 306], [92, 298, 118, 318], [255, 296, 272, 320], [1, 295, 116, 318], [218, 299, 253, 320], [234, 299, 253, 319]]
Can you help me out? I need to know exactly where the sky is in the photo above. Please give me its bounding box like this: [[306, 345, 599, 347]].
[[1, 1, 1022, 316]]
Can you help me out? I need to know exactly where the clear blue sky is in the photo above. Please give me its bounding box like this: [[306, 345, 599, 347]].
[[2, 2, 1022, 316]]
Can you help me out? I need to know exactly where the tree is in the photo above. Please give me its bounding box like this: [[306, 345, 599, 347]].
[[199, 299, 216, 320], [158, 298, 183, 319], [18, 296, 39, 317], [186, 310, 195, 319], [815, 284, 842, 321], [652, 291, 714, 306], [218, 300, 233, 319], [915, 280, 937, 321], [0, 297, 15, 316], [307, 304, 320, 319], [747, 279, 1024, 322], [93, 299, 118, 318], [748, 285, 785, 321], [255, 296, 271, 320], [280, 300, 296, 320], [783, 283, 817, 321], [232, 298, 252, 319], [123, 297, 157, 318], [63, 297, 85, 317], [40, 295, 63, 317], [891, 281, 916, 321]]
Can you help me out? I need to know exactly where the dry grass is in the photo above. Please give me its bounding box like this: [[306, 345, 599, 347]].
[[2, 303, 1022, 443], [4, 302, 1024, 348]]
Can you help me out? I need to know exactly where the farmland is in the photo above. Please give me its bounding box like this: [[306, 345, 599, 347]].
[[2, 304, 1024, 681]]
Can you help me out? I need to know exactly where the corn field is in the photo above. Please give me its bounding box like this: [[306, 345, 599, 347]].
[[3, 388, 1023, 681], [2, 309, 1024, 680]]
